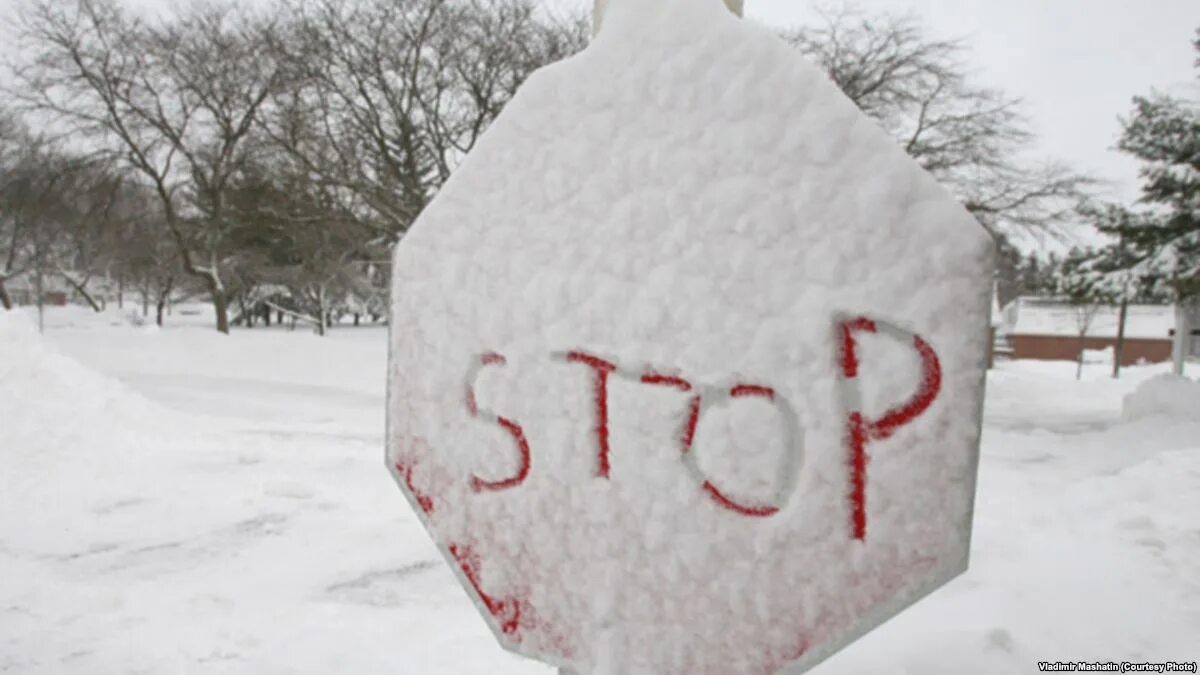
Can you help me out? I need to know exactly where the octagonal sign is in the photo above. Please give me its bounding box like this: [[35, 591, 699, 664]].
[[385, 0, 993, 673]]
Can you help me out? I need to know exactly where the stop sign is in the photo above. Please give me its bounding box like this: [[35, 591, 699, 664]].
[[385, 0, 992, 673]]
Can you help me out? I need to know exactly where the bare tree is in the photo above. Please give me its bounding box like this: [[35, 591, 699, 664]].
[[109, 185, 179, 326], [264, 0, 588, 239], [0, 136, 71, 316], [7, 0, 590, 331], [1070, 302, 1101, 380], [1059, 247, 1116, 380], [50, 162, 137, 312], [12, 0, 287, 333], [0, 110, 29, 311], [783, 8, 1092, 239], [0, 133, 141, 315]]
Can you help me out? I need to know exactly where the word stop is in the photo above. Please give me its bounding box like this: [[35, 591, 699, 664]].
[[461, 315, 941, 541]]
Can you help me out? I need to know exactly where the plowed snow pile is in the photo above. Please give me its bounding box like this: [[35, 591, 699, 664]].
[[0, 311, 189, 555], [0, 310, 531, 675], [0, 310, 161, 430], [1123, 374, 1200, 422]]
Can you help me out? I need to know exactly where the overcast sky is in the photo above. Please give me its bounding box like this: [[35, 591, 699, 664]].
[[767, 0, 1200, 206], [4, 0, 1198, 208]]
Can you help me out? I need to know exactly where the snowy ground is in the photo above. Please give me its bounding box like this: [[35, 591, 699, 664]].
[[1, 306, 1197, 674]]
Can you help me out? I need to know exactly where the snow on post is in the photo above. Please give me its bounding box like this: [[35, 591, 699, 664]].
[[594, 0, 743, 34], [385, 0, 993, 673]]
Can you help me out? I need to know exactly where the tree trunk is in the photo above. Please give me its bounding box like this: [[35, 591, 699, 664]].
[[239, 297, 253, 328], [315, 286, 327, 337], [1112, 298, 1128, 379], [206, 277, 230, 334], [155, 276, 174, 327], [1076, 333, 1085, 381], [117, 276, 124, 309], [263, 304, 271, 327], [0, 278, 11, 310], [213, 292, 230, 334], [142, 287, 150, 317], [61, 272, 102, 312], [34, 251, 45, 333]]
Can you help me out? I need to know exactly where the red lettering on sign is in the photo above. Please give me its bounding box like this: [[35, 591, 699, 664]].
[[846, 412, 869, 539], [839, 316, 877, 378], [702, 481, 781, 518], [480, 352, 506, 366], [454, 324, 938, 530], [467, 352, 531, 493], [471, 418, 532, 493], [449, 543, 522, 636], [731, 384, 775, 400], [682, 394, 702, 452], [873, 336, 942, 440], [641, 371, 692, 391], [466, 353, 505, 415], [838, 317, 942, 540], [688, 383, 790, 518], [394, 461, 435, 515], [566, 351, 618, 479], [639, 370, 703, 456]]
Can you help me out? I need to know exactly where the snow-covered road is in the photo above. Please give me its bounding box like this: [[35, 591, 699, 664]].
[[1, 308, 1196, 674]]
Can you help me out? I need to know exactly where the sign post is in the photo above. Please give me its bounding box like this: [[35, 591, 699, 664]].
[[1172, 301, 1196, 375], [594, 0, 743, 34], [386, 0, 992, 672]]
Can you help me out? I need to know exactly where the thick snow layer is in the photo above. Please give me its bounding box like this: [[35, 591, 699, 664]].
[[1, 309, 1198, 673], [386, 0, 991, 672], [1123, 374, 1200, 422]]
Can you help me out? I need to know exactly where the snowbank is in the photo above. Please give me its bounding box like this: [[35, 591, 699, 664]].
[[0, 310, 166, 443], [1122, 374, 1200, 422], [0, 310, 185, 556]]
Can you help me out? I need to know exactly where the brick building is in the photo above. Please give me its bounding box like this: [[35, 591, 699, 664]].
[[999, 297, 1198, 366]]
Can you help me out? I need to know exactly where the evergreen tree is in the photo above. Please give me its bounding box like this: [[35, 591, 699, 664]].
[[1070, 29, 1198, 374], [1072, 204, 1174, 303], [1099, 31, 1200, 302], [1019, 253, 1041, 297]]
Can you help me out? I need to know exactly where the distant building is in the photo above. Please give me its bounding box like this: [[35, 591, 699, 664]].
[[998, 297, 1197, 365], [3, 276, 70, 307]]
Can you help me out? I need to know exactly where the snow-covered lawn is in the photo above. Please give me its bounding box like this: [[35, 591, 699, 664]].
[[2, 307, 1197, 674]]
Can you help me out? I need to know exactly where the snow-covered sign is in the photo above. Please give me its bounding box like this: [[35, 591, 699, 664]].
[[385, 0, 993, 672]]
